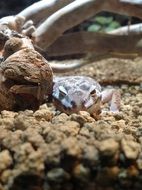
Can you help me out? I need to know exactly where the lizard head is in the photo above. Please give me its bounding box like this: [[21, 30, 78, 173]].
[[52, 76, 102, 116]]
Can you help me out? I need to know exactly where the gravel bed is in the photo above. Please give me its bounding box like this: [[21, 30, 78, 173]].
[[0, 58, 142, 190]]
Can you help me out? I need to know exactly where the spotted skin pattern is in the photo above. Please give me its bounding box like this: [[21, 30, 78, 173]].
[[52, 76, 120, 117], [52, 76, 111, 117]]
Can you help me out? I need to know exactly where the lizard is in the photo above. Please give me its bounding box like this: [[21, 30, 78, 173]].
[[52, 76, 120, 118]]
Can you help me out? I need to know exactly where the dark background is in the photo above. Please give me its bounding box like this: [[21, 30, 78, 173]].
[[0, 0, 39, 17]]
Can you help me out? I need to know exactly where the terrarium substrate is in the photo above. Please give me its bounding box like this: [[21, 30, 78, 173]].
[[0, 58, 142, 190]]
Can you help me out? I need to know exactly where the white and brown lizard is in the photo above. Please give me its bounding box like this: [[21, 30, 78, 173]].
[[52, 76, 120, 118]]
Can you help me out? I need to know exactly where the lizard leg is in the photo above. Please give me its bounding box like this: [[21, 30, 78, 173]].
[[101, 89, 121, 112]]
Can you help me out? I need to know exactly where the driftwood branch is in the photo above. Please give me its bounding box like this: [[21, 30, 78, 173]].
[[32, 0, 106, 49], [18, 0, 75, 25], [46, 20, 142, 57], [32, 0, 142, 50], [46, 31, 142, 57], [104, 0, 142, 18], [110, 23, 142, 34], [120, 0, 142, 4], [1, 0, 142, 60]]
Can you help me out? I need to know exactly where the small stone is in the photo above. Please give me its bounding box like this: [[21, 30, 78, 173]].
[[14, 114, 37, 130], [107, 166, 120, 179], [0, 150, 13, 172], [113, 112, 124, 120], [83, 146, 99, 164], [132, 106, 141, 115], [33, 109, 53, 121], [123, 126, 137, 136], [118, 169, 127, 179], [14, 142, 35, 164], [112, 120, 126, 130], [70, 113, 88, 126], [98, 167, 120, 181], [0, 169, 12, 183], [83, 123, 96, 132], [1, 118, 15, 130], [45, 129, 66, 143], [79, 127, 90, 137], [23, 129, 45, 148], [97, 138, 119, 157], [0, 129, 10, 141], [121, 138, 140, 159], [93, 121, 115, 140], [127, 165, 139, 177], [47, 168, 70, 182], [73, 164, 90, 182], [52, 113, 69, 124], [19, 110, 34, 116], [39, 104, 49, 110], [58, 121, 80, 136], [1, 110, 18, 118], [61, 137, 81, 157], [136, 153, 142, 169], [79, 111, 95, 122], [121, 85, 128, 91], [0, 183, 4, 190]]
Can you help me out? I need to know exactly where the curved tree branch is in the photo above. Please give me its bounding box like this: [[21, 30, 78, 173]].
[[110, 23, 142, 35], [120, 0, 142, 4], [18, 0, 75, 25], [32, 0, 142, 50], [46, 31, 142, 57], [104, 0, 142, 19], [32, 0, 105, 49]]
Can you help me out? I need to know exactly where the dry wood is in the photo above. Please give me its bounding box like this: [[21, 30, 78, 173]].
[[120, 0, 142, 4], [110, 23, 142, 35], [49, 60, 87, 73], [32, 0, 142, 50], [18, 0, 75, 25], [46, 31, 142, 58], [32, 0, 105, 49]]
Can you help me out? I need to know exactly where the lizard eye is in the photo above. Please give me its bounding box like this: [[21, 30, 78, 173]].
[[90, 89, 96, 95], [59, 86, 68, 99]]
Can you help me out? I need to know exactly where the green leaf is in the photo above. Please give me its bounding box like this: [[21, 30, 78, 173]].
[[109, 21, 120, 28], [105, 21, 121, 32], [94, 16, 113, 25], [87, 24, 101, 32]]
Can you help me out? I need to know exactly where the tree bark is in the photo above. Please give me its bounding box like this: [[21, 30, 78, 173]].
[[32, 0, 142, 49], [110, 23, 142, 35], [32, 0, 105, 49], [18, 0, 75, 25], [46, 31, 142, 57]]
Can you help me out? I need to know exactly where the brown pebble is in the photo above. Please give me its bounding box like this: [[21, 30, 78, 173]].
[[97, 138, 119, 157], [121, 138, 140, 159], [0, 150, 13, 172]]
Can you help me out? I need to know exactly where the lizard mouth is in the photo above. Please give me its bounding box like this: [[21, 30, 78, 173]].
[[53, 96, 101, 115], [53, 98, 75, 114]]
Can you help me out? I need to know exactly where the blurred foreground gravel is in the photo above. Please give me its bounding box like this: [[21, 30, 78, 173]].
[[0, 58, 142, 190]]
